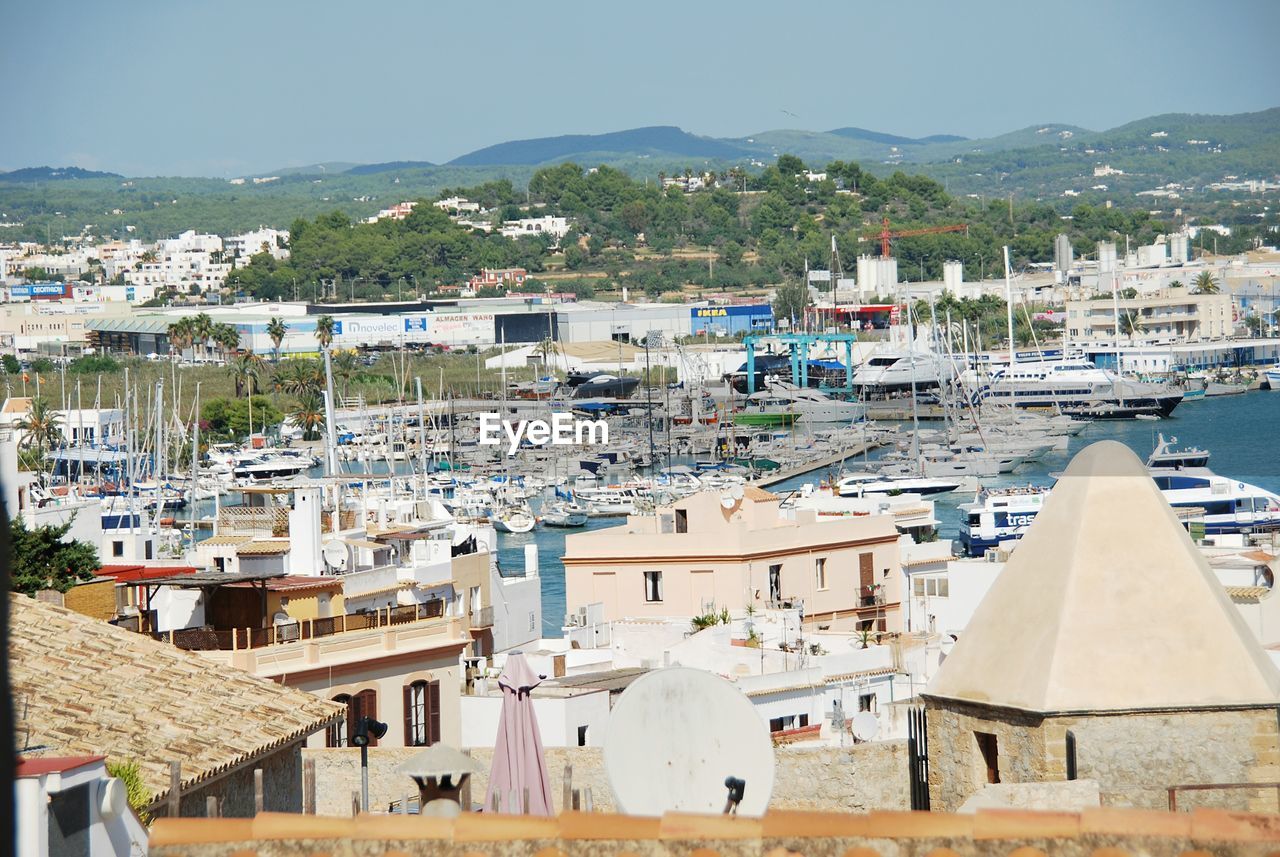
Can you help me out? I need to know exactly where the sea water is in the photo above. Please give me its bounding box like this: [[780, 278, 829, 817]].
[[504, 390, 1279, 637]]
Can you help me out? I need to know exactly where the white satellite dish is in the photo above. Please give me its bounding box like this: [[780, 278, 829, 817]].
[[720, 494, 737, 510], [729, 483, 744, 500], [322, 540, 348, 571], [851, 711, 880, 742], [604, 668, 774, 817]]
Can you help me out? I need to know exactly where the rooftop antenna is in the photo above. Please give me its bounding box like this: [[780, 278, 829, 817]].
[[604, 668, 774, 817]]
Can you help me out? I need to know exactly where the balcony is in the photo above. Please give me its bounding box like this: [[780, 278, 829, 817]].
[[148, 601, 450, 652], [470, 605, 494, 629], [217, 506, 289, 536]]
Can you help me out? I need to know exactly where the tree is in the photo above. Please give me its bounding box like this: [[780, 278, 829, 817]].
[[330, 350, 358, 399], [314, 315, 335, 350], [1118, 311, 1144, 341], [273, 359, 323, 396], [167, 316, 194, 359], [190, 313, 214, 361], [11, 516, 100, 595], [289, 393, 326, 441], [1193, 271, 1220, 294], [211, 323, 240, 360], [266, 317, 288, 361], [17, 397, 61, 454], [226, 351, 267, 397], [772, 281, 811, 327], [200, 395, 283, 440]]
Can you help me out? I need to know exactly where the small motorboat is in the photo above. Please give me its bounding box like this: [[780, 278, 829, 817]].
[[541, 502, 589, 528]]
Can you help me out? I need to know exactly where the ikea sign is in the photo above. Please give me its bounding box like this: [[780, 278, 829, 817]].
[[691, 304, 771, 319]]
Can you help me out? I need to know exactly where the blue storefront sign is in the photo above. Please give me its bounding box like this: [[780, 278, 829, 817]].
[[691, 304, 773, 334], [10, 285, 30, 297], [404, 317, 428, 332], [30, 283, 65, 296]]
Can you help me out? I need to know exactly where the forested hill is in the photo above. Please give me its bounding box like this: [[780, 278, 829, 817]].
[[448, 126, 754, 166]]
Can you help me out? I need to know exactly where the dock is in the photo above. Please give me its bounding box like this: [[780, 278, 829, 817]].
[[755, 440, 885, 488]]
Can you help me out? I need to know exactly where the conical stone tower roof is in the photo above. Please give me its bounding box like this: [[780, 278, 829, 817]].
[[926, 440, 1280, 714]]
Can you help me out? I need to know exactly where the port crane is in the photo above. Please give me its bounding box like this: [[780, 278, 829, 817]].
[[862, 216, 968, 257]]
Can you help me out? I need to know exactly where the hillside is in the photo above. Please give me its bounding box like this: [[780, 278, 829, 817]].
[[448, 126, 754, 166], [0, 166, 122, 182]]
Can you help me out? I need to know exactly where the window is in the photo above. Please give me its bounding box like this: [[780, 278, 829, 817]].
[[328, 689, 378, 748], [976, 732, 1000, 784], [327, 694, 352, 747], [859, 693, 876, 713], [1065, 731, 1077, 781], [643, 571, 663, 603], [112, 540, 124, 557], [577, 725, 588, 747], [768, 564, 782, 602], [815, 558, 827, 590], [404, 680, 440, 747], [145, 540, 153, 560], [675, 509, 688, 533], [913, 578, 925, 597]]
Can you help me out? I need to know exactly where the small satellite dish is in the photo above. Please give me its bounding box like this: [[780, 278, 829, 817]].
[[322, 540, 348, 571], [851, 711, 880, 742], [720, 494, 737, 510], [604, 668, 774, 817], [730, 484, 744, 500]]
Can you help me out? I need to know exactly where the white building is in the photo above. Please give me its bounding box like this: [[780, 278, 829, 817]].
[[500, 216, 570, 242], [16, 755, 149, 857]]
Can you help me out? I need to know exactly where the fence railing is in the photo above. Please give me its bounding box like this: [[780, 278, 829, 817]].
[[148, 602, 451, 652], [1167, 781, 1280, 812]]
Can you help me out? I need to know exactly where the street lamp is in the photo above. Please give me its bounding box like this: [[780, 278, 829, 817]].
[[352, 715, 388, 812]]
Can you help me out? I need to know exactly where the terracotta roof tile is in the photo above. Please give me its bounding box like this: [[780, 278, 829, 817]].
[[10, 594, 342, 807]]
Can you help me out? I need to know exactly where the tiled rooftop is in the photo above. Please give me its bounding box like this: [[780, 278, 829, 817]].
[[148, 807, 1280, 856], [10, 594, 343, 807]]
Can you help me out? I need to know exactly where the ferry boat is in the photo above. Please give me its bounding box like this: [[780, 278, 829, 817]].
[[959, 448, 1280, 556], [967, 358, 1183, 416]]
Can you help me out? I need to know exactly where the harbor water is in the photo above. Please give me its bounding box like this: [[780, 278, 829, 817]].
[[499, 391, 1279, 636]]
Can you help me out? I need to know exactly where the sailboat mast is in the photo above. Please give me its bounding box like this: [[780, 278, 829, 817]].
[[1003, 245, 1015, 367]]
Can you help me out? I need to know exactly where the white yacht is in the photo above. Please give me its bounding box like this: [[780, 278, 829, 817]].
[[1265, 364, 1280, 390], [852, 350, 958, 394], [740, 383, 866, 424], [966, 358, 1183, 416], [836, 471, 961, 497]]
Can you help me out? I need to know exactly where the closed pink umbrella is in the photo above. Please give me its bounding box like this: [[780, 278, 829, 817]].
[[485, 653, 553, 815]]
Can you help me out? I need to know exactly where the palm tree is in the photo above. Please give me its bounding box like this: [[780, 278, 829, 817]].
[[1193, 271, 1220, 295], [273, 359, 323, 397], [1168, 279, 1185, 291], [211, 323, 240, 361], [290, 393, 326, 441], [266, 317, 288, 362], [331, 350, 358, 400], [1119, 311, 1144, 342], [167, 317, 194, 360], [17, 397, 61, 451], [314, 315, 335, 351], [227, 351, 267, 397], [190, 313, 214, 362]]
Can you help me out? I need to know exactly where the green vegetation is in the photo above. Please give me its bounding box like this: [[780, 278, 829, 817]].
[[200, 395, 282, 440], [105, 759, 152, 825], [11, 517, 100, 595]]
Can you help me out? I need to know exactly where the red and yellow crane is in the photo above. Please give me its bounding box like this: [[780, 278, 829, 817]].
[[862, 216, 968, 257]]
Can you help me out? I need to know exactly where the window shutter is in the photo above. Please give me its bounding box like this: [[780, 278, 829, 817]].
[[355, 689, 378, 747], [403, 684, 414, 747], [428, 681, 441, 746]]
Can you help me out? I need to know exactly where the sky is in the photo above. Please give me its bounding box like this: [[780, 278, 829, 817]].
[[3, 0, 1278, 177]]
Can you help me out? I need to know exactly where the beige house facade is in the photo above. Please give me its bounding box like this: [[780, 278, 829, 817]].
[[1065, 288, 1233, 343], [563, 488, 902, 632]]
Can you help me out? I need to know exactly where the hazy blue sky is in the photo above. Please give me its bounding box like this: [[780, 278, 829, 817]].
[[3, 0, 1277, 176]]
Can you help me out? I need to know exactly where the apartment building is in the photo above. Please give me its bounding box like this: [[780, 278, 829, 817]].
[[563, 488, 903, 632], [1065, 287, 1233, 343]]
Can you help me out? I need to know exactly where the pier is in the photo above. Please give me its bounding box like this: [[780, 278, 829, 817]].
[[755, 439, 885, 488]]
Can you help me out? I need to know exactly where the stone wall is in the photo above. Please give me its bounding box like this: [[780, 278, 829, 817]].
[[926, 700, 1280, 813], [925, 700, 1050, 812], [160, 742, 305, 819], [305, 740, 910, 817]]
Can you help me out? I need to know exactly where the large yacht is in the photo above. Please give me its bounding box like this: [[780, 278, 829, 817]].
[[851, 350, 957, 395], [965, 358, 1183, 415], [736, 383, 866, 425]]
